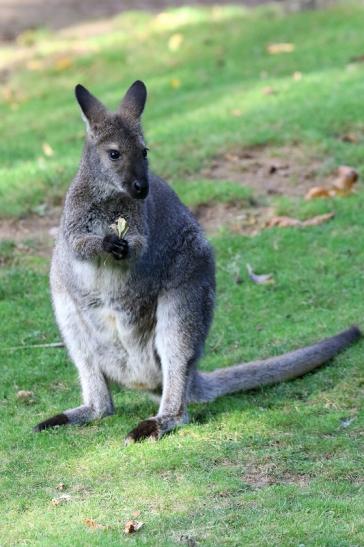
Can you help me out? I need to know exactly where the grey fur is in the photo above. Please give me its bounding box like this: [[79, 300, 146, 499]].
[[34, 81, 362, 442]]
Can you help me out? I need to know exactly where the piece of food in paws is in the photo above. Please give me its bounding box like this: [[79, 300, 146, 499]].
[[110, 217, 129, 238]]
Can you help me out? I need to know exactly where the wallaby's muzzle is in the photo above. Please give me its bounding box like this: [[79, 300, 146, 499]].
[[131, 179, 149, 199]]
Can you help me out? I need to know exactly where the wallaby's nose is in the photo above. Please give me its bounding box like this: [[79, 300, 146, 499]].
[[132, 180, 149, 199]]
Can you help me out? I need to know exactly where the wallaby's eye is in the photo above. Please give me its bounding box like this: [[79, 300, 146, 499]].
[[108, 149, 120, 161], [142, 148, 149, 159]]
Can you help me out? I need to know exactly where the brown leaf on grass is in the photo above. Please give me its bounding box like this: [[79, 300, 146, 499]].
[[292, 71, 302, 81], [168, 33, 183, 52], [302, 212, 335, 226], [56, 483, 65, 491], [246, 264, 274, 285], [2, 87, 15, 102], [266, 212, 335, 228], [131, 510, 141, 517], [340, 133, 358, 143], [55, 57, 73, 71], [16, 390, 34, 400], [349, 54, 364, 63], [305, 165, 358, 200], [305, 186, 332, 200], [26, 59, 44, 71], [42, 142, 54, 157], [51, 494, 71, 506], [170, 78, 181, 89], [124, 520, 144, 534], [265, 216, 301, 228], [333, 166, 358, 192], [262, 86, 276, 96], [84, 518, 106, 530], [267, 43, 295, 54]]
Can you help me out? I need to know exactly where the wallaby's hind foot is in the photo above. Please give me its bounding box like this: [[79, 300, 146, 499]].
[[125, 418, 160, 444], [125, 413, 189, 445], [33, 404, 114, 432], [33, 413, 69, 432]]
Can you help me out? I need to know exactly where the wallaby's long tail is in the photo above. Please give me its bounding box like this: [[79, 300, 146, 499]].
[[189, 326, 361, 403]]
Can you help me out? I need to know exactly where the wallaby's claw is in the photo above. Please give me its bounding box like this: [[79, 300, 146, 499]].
[[124, 418, 160, 445], [33, 413, 69, 432], [102, 234, 129, 260]]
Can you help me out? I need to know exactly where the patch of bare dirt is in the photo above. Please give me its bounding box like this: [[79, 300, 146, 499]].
[[192, 201, 273, 236], [242, 463, 310, 489], [0, 207, 60, 257], [201, 145, 330, 198], [194, 144, 339, 234]]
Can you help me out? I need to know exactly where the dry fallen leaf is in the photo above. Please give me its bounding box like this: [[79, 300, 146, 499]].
[[56, 483, 65, 491], [168, 33, 183, 52], [292, 71, 302, 81], [124, 520, 144, 534], [267, 43, 295, 55], [42, 142, 54, 157], [265, 216, 301, 228], [55, 57, 73, 71], [341, 133, 358, 143], [305, 165, 358, 200], [349, 54, 364, 63], [302, 212, 335, 226], [16, 390, 34, 400], [170, 78, 181, 89], [51, 494, 71, 506], [266, 212, 335, 228], [246, 263, 274, 285], [84, 518, 106, 530], [305, 186, 332, 200], [333, 165, 358, 192], [262, 86, 276, 96], [26, 59, 44, 71], [131, 510, 141, 518]]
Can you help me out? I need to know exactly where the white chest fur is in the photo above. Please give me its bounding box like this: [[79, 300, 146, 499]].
[[55, 259, 162, 391]]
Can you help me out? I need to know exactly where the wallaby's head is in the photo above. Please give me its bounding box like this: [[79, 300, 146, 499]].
[[75, 81, 149, 199]]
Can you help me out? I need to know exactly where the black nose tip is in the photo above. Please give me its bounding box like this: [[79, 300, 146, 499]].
[[133, 180, 148, 199]]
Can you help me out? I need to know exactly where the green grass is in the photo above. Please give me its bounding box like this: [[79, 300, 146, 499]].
[[1, 2, 364, 545]]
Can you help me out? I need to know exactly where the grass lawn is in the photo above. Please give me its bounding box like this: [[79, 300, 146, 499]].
[[0, 2, 364, 545]]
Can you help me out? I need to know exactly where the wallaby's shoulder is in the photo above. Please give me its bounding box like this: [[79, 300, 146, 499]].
[[146, 173, 203, 235]]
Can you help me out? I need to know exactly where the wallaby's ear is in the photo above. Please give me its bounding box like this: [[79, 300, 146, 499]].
[[75, 84, 106, 128], [119, 80, 147, 121]]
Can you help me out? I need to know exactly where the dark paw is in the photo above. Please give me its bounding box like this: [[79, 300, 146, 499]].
[[33, 413, 69, 432], [125, 418, 160, 445], [102, 234, 129, 260]]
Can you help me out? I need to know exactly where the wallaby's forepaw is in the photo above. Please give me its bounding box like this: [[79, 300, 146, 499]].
[[102, 234, 129, 260], [125, 418, 161, 445], [33, 413, 69, 432]]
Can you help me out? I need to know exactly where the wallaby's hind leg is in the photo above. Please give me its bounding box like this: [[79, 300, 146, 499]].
[[125, 283, 212, 444], [33, 367, 114, 431], [34, 291, 115, 431]]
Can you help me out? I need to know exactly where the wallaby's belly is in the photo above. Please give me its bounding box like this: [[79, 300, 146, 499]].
[[52, 258, 162, 391], [96, 306, 161, 391]]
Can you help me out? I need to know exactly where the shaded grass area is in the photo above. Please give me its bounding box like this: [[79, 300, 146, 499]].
[[1, 2, 364, 545]]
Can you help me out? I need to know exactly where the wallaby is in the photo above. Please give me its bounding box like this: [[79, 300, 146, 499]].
[[34, 80, 361, 443]]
